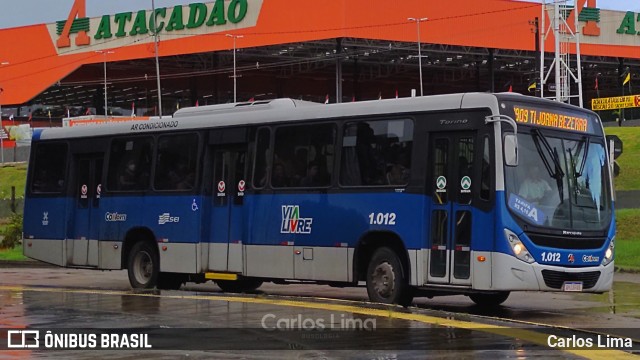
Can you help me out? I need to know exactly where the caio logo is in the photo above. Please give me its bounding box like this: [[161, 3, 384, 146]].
[[57, 0, 91, 48]]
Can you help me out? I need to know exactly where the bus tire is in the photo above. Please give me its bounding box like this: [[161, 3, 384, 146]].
[[366, 247, 413, 306], [157, 272, 185, 290], [216, 279, 263, 293], [469, 292, 510, 307], [127, 241, 160, 289]]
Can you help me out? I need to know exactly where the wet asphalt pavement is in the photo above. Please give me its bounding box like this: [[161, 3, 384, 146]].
[[0, 268, 639, 359]]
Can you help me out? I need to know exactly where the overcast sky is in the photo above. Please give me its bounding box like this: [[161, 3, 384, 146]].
[[0, 0, 638, 30]]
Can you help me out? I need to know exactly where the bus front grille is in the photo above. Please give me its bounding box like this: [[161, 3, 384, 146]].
[[526, 233, 606, 250], [541, 270, 601, 289]]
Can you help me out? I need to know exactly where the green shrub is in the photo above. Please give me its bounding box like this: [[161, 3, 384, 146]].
[[1, 213, 23, 249]]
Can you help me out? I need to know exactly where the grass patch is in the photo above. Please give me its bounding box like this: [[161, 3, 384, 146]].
[[614, 209, 640, 271], [603, 127, 640, 191], [0, 163, 27, 200], [0, 245, 26, 261]]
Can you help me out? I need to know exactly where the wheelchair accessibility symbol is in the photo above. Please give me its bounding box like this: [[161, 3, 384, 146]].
[[192, 199, 199, 212]]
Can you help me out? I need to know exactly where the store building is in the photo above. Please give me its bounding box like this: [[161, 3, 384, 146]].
[[0, 0, 639, 123]]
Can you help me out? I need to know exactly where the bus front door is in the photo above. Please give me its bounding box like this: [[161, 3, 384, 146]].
[[427, 133, 474, 286], [208, 146, 246, 273], [68, 155, 103, 267]]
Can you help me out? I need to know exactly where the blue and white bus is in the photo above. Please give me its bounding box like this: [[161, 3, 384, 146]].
[[23, 93, 615, 306]]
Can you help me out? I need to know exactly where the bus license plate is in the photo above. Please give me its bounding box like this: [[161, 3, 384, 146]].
[[563, 282, 583, 292]]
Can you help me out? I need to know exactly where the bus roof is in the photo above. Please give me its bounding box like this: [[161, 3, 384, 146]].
[[34, 92, 591, 141]]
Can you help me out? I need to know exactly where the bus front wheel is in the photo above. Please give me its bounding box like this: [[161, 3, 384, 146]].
[[366, 247, 413, 306], [127, 241, 160, 289], [469, 292, 510, 307]]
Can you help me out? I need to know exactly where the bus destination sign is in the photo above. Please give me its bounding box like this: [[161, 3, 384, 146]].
[[511, 105, 590, 133]]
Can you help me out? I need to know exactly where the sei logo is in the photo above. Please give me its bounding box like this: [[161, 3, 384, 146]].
[[158, 213, 180, 225]]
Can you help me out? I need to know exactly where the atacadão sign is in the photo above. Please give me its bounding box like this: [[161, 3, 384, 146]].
[[48, 0, 262, 54]]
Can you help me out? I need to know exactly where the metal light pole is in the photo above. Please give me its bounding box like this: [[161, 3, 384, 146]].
[[95, 51, 114, 116], [226, 34, 243, 103], [152, 0, 163, 117], [408, 17, 428, 96]]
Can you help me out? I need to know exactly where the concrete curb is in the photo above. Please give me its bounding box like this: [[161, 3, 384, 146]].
[[615, 266, 640, 274]]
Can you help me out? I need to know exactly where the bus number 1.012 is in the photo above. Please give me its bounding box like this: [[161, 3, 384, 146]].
[[541, 252, 561, 262], [369, 212, 396, 225]]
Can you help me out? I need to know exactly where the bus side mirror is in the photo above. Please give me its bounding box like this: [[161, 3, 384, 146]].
[[504, 134, 518, 166]]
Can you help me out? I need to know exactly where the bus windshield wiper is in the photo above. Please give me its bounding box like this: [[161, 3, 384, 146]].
[[531, 129, 565, 180], [576, 136, 590, 177], [532, 129, 565, 202]]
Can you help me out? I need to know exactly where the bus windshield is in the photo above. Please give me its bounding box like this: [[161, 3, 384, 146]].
[[504, 130, 612, 231]]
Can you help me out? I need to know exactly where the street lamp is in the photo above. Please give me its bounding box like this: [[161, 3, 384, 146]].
[[95, 51, 114, 116], [152, 0, 163, 117], [408, 17, 428, 96], [226, 34, 244, 103]]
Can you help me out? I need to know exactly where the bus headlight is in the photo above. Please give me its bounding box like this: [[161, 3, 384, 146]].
[[601, 237, 614, 266], [504, 229, 535, 264]]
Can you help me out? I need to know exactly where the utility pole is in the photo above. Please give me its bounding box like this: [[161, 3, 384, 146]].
[[226, 34, 244, 103], [95, 51, 114, 116], [152, 0, 163, 117]]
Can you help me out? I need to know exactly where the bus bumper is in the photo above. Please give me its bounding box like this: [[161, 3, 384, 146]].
[[490, 252, 614, 292]]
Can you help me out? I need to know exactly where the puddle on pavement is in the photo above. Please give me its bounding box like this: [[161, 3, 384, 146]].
[[576, 281, 640, 317]]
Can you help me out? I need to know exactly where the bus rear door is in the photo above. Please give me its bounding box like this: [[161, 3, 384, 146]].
[[427, 132, 475, 286], [68, 154, 103, 267], [207, 142, 247, 273]]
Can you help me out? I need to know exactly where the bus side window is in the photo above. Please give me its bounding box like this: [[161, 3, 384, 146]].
[[273, 124, 336, 188], [340, 119, 413, 187], [154, 134, 198, 191], [107, 137, 153, 191], [252, 128, 270, 189], [31, 143, 68, 194]]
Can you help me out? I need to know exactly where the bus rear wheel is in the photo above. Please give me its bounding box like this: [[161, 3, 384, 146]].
[[469, 292, 510, 307], [127, 241, 160, 289], [216, 278, 263, 293], [366, 247, 413, 307]]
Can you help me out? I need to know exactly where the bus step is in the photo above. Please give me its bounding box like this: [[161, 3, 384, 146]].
[[204, 272, 238, 281]]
